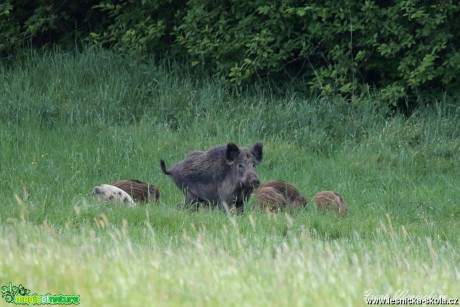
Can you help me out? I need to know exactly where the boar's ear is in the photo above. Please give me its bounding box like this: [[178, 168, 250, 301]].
[[251, 143, 263, 163], [225, 143, 240, 163]]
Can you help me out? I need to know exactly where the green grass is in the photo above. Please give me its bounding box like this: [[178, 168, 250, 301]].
[[0, 48, 459, 306]]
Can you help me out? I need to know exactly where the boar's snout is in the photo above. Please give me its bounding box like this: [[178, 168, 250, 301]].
[[253, 178, 261, 188], [248, 176, 261, 189]]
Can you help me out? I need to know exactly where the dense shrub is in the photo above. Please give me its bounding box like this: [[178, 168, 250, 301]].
[[1, 0, 459, 106], [0, 1, 20, 55], [177, 1, 460, 104], [90, 0, 186, 56], [0, 0, 99, 54]]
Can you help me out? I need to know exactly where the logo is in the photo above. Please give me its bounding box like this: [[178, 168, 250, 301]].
[[1, 282, 80, 305]]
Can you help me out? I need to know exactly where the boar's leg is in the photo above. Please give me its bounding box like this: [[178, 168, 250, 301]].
[[218, 198, 244, 214], [218, 201, 232, 214], [183, 190, 211, 211], [233, 187, 253, 213], [184, 190, 199, 209], [234, 201, 245, 213]]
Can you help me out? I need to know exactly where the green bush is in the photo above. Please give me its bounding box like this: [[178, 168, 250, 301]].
[[177, 1, 460, 103], [2, 1, 459, 105], [0, 1, 20, 55], [0, 0, 99, 55], [90, 0, 186, 56]]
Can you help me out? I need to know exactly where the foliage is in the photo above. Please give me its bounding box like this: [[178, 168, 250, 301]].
[[90, 0, 186, 56], [1, 1, 460, 106], [177, 0, 460, 104], [0, 0, 100, 54], [0, 1, 20, 55]]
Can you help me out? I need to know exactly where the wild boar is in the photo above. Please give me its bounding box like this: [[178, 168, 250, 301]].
[[161, 142, 263, 213], [92, 184, 134, 205], [253, 186, 286, 212], [314, 191, 348, 216], [111, 179, 160, 203], [254, 180, 307, 212]]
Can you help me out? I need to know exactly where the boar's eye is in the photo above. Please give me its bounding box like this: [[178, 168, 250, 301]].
[[238, 163, 244, 169]]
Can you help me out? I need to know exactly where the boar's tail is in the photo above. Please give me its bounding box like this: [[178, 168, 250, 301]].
[[160, 160, 171, 175]]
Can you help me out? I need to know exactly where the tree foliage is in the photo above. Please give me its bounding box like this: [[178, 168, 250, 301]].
[[177, 0, 460, 103], [90, 0, 185, 56], [1, 0, 459, 104]]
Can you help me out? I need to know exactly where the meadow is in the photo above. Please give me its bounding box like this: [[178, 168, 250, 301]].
[[0, 49, 459, 306]]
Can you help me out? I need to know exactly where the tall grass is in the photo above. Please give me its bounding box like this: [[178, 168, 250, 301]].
[[0, 48, 459, 306], [1, 217, 459, 306]]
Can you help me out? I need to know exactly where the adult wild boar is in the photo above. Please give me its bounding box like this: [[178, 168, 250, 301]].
[[160, 143, 263, 213]]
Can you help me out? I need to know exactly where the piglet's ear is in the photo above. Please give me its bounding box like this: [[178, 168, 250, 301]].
[[251, 143, 263, 163], [226, 143, 240, 163]]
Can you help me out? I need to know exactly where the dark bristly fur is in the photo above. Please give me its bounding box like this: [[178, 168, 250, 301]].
[[161, 143, 263, 213], [111, 179, 160, 203]]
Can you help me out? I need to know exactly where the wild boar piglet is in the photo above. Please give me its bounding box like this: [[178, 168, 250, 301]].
[[111, 179, 160, 203]]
